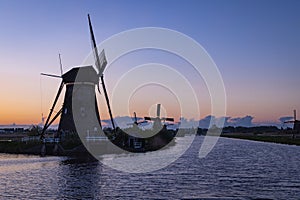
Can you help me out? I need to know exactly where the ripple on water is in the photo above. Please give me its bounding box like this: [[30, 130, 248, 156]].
[[0, 136, 300, 199]]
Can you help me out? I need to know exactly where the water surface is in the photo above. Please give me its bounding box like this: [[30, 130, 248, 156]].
[[0, 136, 299, 199]]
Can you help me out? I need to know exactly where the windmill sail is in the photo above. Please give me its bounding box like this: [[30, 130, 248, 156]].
[[59, 53, 63, 75], [88, 14, 115, 130], [40, 73, 61, 78], [162, 117, 175, 122], [156, 104, 161, 118], [98, 49, 107, 76], [88, 14, 102, 75]]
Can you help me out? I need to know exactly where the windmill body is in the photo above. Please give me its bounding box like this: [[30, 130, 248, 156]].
[[293, 110, 300, 131], [58, 66, 101, 136], [294, 121, 300, 131], [144, 104, 175, 132], [284, 110, 300, 132]]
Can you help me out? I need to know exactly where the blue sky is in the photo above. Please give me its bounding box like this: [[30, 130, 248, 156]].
[[0, 0, 299, 124]]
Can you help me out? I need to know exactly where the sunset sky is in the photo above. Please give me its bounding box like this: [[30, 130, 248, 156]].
[[0, 0, 299, 125]]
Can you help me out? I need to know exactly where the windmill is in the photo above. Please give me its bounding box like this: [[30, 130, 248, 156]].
[[144, 104, 175, 131], [127, 112, 148, 127], [132, 112, 139, 125], [40, 14, 115, 140], [284, 110, 300, 131], [38, 15, 179, 154]]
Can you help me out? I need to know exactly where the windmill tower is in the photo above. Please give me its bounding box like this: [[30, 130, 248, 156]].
[[284, 110, 300, 131], [40, 14, 115, 140], [59, 66, 101, 135], [40, 65, 102, 139]]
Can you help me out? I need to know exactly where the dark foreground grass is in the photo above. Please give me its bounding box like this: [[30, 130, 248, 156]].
[[221, 134, 300, 146], [0, 140, 41, 154]]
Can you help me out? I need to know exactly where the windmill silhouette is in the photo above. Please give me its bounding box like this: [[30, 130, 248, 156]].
[[144, 104, 174, 131], [39, 15, 178, 154], [284, 110, 300, 131], [40, 14, 114, 140], [127, 112, 147, 126]]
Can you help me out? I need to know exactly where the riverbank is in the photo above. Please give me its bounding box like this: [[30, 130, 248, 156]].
[[221, 133, 300, 146], [0, 135, 88, 156], [1, 131, 300, 156]]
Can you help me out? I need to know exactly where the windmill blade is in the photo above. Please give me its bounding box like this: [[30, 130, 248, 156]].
[[138, 120, 148, 124], [156, 104, 161, 118], [58, 53, 63, 75], [139, 121, 150, 126], [284, 121, 295, 124], [165, 117, 174, 122], [97, 83, 101, 94], [144, 117, 156, 121], [40, 73, 61, 78], [144, 117, 152, 121], [161, 117, 174, 122], [294, 110, 297, 121], [98, 49, 108, 75], [88, 14, 101, 75], [88, 14, 115, 129], [163, 122, 175, 126], [88, 14, 107, 76], [130, 112, 138, 124], [133, 112, 137, 123], [127, 120, 148, 126]]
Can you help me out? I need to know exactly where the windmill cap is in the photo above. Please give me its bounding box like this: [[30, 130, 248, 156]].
[[62, 66, 98, 84]]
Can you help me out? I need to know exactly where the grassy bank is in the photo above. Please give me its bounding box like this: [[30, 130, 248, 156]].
[[221, 134, 300, 146], [0, 140, 41, 154]]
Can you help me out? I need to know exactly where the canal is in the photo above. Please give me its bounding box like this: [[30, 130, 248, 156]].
[[0, 136, 299, 199]]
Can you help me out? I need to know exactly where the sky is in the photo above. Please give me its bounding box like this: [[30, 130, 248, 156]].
[[0, 0, 299, 125]]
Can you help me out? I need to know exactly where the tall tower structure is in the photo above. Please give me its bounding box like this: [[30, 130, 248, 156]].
[[58, 66, 101, 134], [40, 14, 115, 140]]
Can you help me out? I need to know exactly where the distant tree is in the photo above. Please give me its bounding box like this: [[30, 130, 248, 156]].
[[28, 125, 42, 136], [253, 131, 262, 136]]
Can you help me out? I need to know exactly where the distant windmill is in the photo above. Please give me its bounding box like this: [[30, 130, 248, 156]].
[[40, 14, 114, 140], [144, 104, 174, 131], [41, 113, 45, 126], [127, 112, 148, 126], [284, 110, 300, 131]]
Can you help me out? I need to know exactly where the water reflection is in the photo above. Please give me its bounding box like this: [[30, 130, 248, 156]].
[[57, 158, 102, 199], [0, 136, 300, 199]]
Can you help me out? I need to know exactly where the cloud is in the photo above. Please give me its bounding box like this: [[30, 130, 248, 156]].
[[101, 115, 291, 129], [228, 115, 254, 127], [198, 115, 215, 129], [279, 116, 293, 123], [198, 115, 254, 128], [218, 116, 231, 127], [179, 117, 199, 128]]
